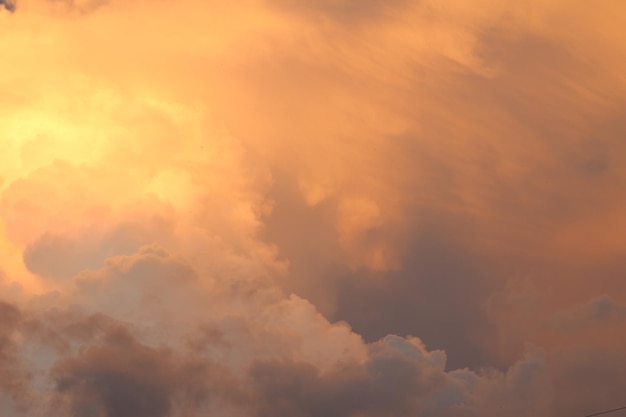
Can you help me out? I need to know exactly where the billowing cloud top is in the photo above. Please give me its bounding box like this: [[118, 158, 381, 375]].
[[1, 0, 626, 416]]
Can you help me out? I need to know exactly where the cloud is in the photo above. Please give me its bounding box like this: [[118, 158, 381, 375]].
[[1, 0, 626, 415], [0, 245, 616, 417], [0, 0, 15, 12], [267, 0, 408, 27], [0, 290, 558, 417], [246, 336, 555, 417], [248, 337, 446, 417], [0, 301, 31, 415], [551, 295, 626, 334], [334, 234, 496, 370], [53, 326, 177, 417], [51, 325, 242, 417], [550, 345, 626, 417]]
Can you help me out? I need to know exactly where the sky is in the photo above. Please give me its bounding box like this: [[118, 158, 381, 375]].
[[1, 0, 626, 416]]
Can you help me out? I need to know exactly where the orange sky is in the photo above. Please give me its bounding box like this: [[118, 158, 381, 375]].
[[1, 0, 626, 416]]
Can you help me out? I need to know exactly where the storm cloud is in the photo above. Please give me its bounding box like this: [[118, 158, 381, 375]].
[[1, 0, 626, 415]]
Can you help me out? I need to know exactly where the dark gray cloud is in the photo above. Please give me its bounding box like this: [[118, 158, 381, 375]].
[[52, 326, 179, 417], [0, 0, 109, 13], [247, 336, 552, 417], [588, 296, 626, 321], [333, 232, 496, 370], [259, 169, 348, 317], [0, 0, 16, 12], [551, 295, 626, 334], [0, 304, 243, 417], [0, 301, 29, 414], [248, 338, 445, 417], [49, 0, 109, 14], [268, 0, 408, 26]]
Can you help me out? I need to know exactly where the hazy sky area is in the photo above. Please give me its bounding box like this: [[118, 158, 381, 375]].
[[1, 0, 626, 416]]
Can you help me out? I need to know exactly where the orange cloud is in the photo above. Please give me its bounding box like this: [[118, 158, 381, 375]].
[[1, 0, 626, 415]]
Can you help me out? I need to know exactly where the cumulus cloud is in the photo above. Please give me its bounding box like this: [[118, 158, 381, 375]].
[[0, 288, 557, 417], [1, 0, 626, 415], [51, 325, 237, 417]]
